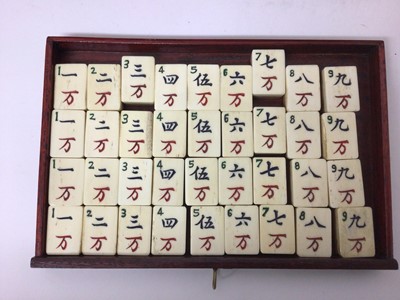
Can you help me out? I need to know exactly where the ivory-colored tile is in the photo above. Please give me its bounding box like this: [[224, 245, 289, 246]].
[[54, 64, 87, 110], [218, 157, 252, 205], [187, 64, 220, 110], [221, 111, 253, 157], [46, 206, 83, 255], [121, 56, 155, 105], [190, 206, 224, 255], [155, 64, 187, 110], [322, 66, 360, 112], [296, 207, 332, 257], [220, 65, 252, 111], [117, 206, 152, 255], [290, 159, 328, 207], [259, 205, 295, 254], [284, 65, 321, 112], [253, 106, 286, 154], [335, 207, 375, 258], [321, 112, 359, 160], [327, 159, 365, 208], [83, 158, 119, 206], [118, 158, 153, 206], [188, 110, 221, 157], [286, 111, 321, 159], [48, 158, 84, 206], [252, 49, 285, 97], [253, 157, 287, 205], [81, 206, 118, 255], [87, 64, 121, 110], [225, 205, 259, 255], [185, 158, 218, 206], [85, 111, 119, 158], [152, 158, 184, 206], [151, 206, 187, 255], [152, 110, 187, 157], [119, 110, 153, 158], [50, 110, 85, 158]]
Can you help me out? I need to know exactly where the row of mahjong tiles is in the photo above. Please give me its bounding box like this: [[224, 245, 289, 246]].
[[49, 157, 365, 208], [46, 205, 375, 258], [50, 109, 359, 159], [54, 54, 360, 113]]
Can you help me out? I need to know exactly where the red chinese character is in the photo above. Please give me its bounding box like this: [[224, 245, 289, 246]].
[[90, 236, 107, 251], [127, 139, 145, 154], [333, 140, 349, 155], [56, 235, 72, 250], [95, 91, 111, 106], [261, 134, 277, 149], [302, 187, 319, 203], [348, 237, 366, 253], [235, 234, 251, 250], [161, 140, 176, 154], [228, 93, 245, 107], [94, 138, 109, 152], [160, 237, 176, 251], [125, 236, 143, 252], [261, 185, 279, 199], [268, 233, 287, 248], [163, 93, 177, 107], [126, 187, 143, 201], [306, 236, 323, 252], [195, 139, 212, 153], [261, 76, 277, 91], [296, 139, 311, 154], [130, 84, 146, 98], [199, 236, 215, 251], [230, 140, 245, 154], [56, 186, 75, 201], [58, 137, 76, 152], [93, 187, 110, 202], [194, 186, 210, 202], [61, 90, 79, 105], [335, 94, 351, 109], [339, 189, 355, 204], [295, 92, 313, 107], [196, 92, 211, 106], [158, 187, 175, 202], [227, 187, 244, 202]]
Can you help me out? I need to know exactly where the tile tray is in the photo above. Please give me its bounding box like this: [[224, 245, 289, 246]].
[[31, 37, 398, 269]]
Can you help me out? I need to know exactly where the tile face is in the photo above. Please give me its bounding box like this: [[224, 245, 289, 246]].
[[322, 66, 360, 112], [152, 110, 187, 157], [188, 110, 221, 157], [117, 206, 152, 255], [46, 206, 83, 255], [253, 107, 286, 154], [327, 159, 365, 208], [82, 206, 118, 255], [85, 111, 119, 158], [152, 158, 184, 206], [155, 64, 187, 110], [151, 206, 187, 255], [50, 110, 85, 158], [54, 64, 87, 110], [335, 207, 375, 258], [218, 157, 252, 205], [225, 205, 259, 255], [220, 65, 252, 111], [296, 207, 332, 257], [259, 205, 295, 254], [252, 49, 285, 97], [83, 158, 119, 206], [321, 112, 359, 160], [253, 157, 287, 205], [221, 111, 254, 157], [284, 65, 321, 112], [286, 112, 321, 159], [290, 159, 328, 208], [187, 64, 220, 110], [185, 158, 218, 206], [118, 158, 153, 206], [190, 206, 224, 255], [87, 64, 121, 110], [119, 110, 153, 158], [121, 56, 155, 105], [48, 158, 84, 206]]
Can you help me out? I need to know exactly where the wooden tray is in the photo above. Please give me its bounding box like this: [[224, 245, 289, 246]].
[[31, 37, 398, 269]]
